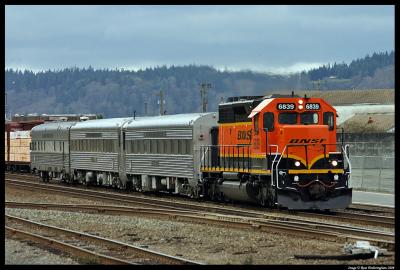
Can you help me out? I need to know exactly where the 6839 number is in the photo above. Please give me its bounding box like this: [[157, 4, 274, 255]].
[[305, 103, 320, 110], [277, 103, 295, 110]]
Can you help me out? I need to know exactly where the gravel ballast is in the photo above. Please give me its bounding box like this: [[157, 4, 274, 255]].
[[5, 237, 79, 265], [5, 185, 394, 265]]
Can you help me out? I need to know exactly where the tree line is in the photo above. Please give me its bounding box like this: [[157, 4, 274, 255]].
[[307, 51, 394, 80], [5, 51, 394, 118]]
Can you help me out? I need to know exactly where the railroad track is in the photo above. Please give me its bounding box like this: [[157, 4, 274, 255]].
[[6, 175, 395, 230], [347, 203, 394, 215], [8, 173, 396, 216], [6, 214, 202, 265], [5, 198, 395, 251]]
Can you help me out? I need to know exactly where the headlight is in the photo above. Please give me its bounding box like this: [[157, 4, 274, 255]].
[[333, 174, 339, 181], [294, 161, 301, 167], [331, 160, 338, 167], [294, 175, 299, 182]]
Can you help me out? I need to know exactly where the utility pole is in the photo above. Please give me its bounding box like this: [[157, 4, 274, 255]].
[[200, 83, 211, 113], [158, 90, 165, 115], [5, 90, 8, 121]]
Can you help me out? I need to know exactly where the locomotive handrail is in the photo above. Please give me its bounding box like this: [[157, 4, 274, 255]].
[[343, 144, 352, 182], [274, 145, 287, 189], [268, 144, 279, 187], [200, 146, 209, 167], [200, 144, 251, 172], [268, 144, 279, 155]]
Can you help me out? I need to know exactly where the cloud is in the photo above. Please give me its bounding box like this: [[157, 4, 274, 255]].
[[5, 5, 394, 72]]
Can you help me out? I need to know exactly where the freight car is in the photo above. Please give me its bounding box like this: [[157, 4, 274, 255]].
[[30, 94, 352, 210], [5, 120, 44, 172]]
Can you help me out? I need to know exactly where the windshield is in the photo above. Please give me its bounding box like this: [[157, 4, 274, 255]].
[[300, 112, 319, 124], [278, 113, 297, 124]]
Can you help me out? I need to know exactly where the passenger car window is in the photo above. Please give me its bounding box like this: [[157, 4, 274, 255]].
[[323, 112, 334, 131], [300, 112, 319, 124], [187, 140, 193, 155], [278, 113, 297, 124]]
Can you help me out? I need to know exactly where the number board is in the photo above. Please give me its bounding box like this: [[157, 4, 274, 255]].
[[277, 103, 295, 110], [305, 103, 320, 110]]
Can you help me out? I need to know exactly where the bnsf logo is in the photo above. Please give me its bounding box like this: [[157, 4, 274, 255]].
[[237, 130, 252, 140], [289, 138, 326, 143]]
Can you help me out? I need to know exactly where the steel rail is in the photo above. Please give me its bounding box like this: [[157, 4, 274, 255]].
[[5, 200, 395, 251], [6, 226, 135, 265], [292, 210, 394, 228], [5, 214, 202, 265], [348, 203, 394, 214], [7, 173, 395, 216], [6, 177, 394, 230], [7, 172, 395, 218]]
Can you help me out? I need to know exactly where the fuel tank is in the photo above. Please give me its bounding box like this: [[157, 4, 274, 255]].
[[219, 180, 258, 203]]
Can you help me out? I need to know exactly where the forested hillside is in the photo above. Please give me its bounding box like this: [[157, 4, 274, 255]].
[[5, 51, 394, 118]]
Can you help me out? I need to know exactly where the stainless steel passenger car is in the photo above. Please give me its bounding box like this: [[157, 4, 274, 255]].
[[69, 117, 132, 188], [123, 113, 217, 197], [30, 121, 77, 181]]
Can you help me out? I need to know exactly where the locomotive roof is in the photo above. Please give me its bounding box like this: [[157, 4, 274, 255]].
[[124, 113, 216, 129], [71, 117, 133, 130], [248, 96, 337, 118], [31, 121, 77, 132]]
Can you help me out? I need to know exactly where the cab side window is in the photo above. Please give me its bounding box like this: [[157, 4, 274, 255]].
[[254, 114, 259, 134], [323, 112, 334, 131], [263, 112, 274, 131]]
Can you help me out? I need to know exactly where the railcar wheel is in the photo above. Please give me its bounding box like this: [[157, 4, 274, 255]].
[[116, 179, 124, 190], [112, 177, 118, 189], [260, 197, 266, 207]]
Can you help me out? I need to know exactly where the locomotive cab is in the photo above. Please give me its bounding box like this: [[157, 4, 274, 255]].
[[248, 96, 352, 209]]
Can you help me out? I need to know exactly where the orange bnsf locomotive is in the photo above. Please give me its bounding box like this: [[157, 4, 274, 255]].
[[200, 94, 352, 210]]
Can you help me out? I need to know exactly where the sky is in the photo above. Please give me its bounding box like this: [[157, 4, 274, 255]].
[[5, 5, 395, 74]]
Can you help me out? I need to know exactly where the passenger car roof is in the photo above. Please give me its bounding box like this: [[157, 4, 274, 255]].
[[124, 113, 216, 129]]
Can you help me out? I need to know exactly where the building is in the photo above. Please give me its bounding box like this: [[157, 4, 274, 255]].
[[291, 89, 394, 132], [10, 113, 101, 123]]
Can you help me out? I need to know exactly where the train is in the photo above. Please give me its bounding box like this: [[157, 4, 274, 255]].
[[4, 115, 98, 173], [27, 94, 352, 210]]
